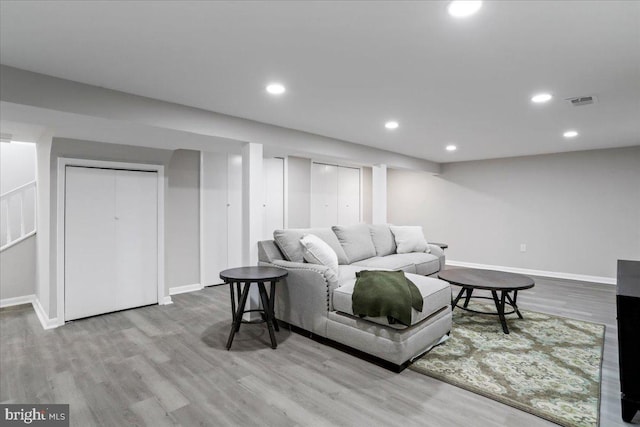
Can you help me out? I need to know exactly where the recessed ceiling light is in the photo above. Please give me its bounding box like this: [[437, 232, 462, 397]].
[[531, 93, 553, 103], [446, 145, 457, 151], [448, 1, 482, 18], [266, 83, 286, 95], [563, 130, 579, 138], [385, 121, 399, 130]]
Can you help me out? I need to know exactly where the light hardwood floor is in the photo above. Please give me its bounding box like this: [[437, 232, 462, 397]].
[[1, 274, 638, 426]]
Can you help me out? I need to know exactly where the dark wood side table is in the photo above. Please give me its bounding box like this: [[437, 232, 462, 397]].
[[438, 268, 535, 334], [220, 266, 288, 350]]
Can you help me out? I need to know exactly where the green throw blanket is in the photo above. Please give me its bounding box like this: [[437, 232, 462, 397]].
[[352, 270, 423, 327]]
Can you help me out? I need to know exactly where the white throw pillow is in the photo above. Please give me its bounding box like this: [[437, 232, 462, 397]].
[[300, 234, 339, 273], [389, 225, 430, 254]]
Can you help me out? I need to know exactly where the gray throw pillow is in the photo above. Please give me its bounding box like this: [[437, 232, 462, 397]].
[[332, 224, 377, 263], [273, 228, 349, 264], [369, 224, 397, 256]]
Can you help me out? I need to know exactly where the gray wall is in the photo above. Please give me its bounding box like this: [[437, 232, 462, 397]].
[[1, 65, 440, 173], [388, 146, 640, 279], [0, 236, 36, 300], [166, 149, 200, 288]]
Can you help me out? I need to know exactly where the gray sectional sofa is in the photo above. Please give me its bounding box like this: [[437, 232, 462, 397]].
[[257, 224, 452, 370]]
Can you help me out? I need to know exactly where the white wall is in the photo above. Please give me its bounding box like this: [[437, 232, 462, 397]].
[[0, 142, 37, 246], [0, 142, 36, 193], [388, 146, 640, 280], [0, 236, 35, 301], [167, 149, 200, 289], [35, 133, 52, 316], [0, 141, 37, 301]]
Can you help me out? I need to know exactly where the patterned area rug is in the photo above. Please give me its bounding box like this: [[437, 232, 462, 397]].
[[410, 303, 605, 427]]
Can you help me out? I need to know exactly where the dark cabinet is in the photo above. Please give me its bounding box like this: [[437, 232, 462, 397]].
[[617, 260, 640, 422]]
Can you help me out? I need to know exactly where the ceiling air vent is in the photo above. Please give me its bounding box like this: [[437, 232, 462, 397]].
[[566, 95, 596, 107]]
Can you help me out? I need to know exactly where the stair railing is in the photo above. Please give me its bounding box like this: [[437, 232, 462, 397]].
[[0, 180, 37, 251]]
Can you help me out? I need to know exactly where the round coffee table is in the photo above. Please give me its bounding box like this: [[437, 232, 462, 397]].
[[220, 266, 288, 350], [438, 268, 535, 334]]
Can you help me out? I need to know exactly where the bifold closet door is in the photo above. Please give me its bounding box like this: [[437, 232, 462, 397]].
[[337, 166, 360, 225], [310, 163, 338, 227], [65, 166, 158, 321], [262, 157, 285, 240]]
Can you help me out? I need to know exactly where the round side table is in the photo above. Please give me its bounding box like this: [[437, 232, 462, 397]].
[[220, 266, 288, 350]]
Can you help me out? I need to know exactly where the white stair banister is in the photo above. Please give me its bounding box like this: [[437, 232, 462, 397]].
[[0, 180, 37, 252]]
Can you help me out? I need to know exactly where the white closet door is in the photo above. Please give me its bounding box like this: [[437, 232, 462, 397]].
[[201, 152, 228, 286], [65, 166, 118, 320], [262, 157, 284, 240], [337, 166, 361, 225], [65, 166, 158, 321], [114, 169, 158, 311], [310, 163, 338, 227], [227, 154, 243, 268]]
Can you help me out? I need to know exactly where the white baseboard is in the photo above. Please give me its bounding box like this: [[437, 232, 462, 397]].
[[0, 294, 35, 308], [169, 283, 204, 296], [32, 298, 62, 329], [1, 294, 63, 329], [446, 260, 616, 285], [159, 296, 173, 305]]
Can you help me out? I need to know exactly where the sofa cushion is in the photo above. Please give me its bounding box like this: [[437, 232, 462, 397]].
[[300, 234, 339, 274], [274, 229, 349, 265], [332, 273, 451, 329], [392, 252, 440, 276], [369, 224, 397, 256], [390, 225, 430, 254], [351, 255, 417, 274], [332, 224, 377, 263]]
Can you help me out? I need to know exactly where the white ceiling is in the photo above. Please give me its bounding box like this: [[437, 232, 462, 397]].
[[1, 1, 639, 163]]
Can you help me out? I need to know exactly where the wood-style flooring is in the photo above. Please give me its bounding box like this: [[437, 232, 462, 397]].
[[1, 273, 638, 426]]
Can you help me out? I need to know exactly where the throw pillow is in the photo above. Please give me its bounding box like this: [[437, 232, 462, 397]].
[[300, 234, 339, 274], [369, 224, 397, 256], [389, 225, 430, 254], [274, 228, 349, 264], [332, 224, 377, 263]]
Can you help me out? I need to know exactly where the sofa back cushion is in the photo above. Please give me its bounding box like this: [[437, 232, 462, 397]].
[[369, 224, 397, 256], [332, 224, 377, 263], [273, 228, 349, 264], [258, 240, 285, 263], [390, 225, 430, 254]]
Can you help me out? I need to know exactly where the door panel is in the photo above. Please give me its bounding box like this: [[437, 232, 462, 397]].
[[65, 166, 118, 320], [337, 166, 360, 225], [201, 152, 229, 286], [262, 157, 284, 240], [227, 154, 243, 268], [310, 163, 338, 227], [114, 169, 158, 310]]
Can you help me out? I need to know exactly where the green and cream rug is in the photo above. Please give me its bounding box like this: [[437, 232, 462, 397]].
[[410, 303, 605, 427]]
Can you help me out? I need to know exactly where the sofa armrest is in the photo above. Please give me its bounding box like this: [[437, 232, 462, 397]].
[[259, 260, 337, 335], [428, 244, 446, 271]]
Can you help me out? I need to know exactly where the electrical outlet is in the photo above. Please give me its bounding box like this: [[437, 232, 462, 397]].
[[520, 243, 527, 252]]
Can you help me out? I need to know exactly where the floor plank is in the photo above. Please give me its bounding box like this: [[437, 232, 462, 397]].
[[1, 273, 639, 426]]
